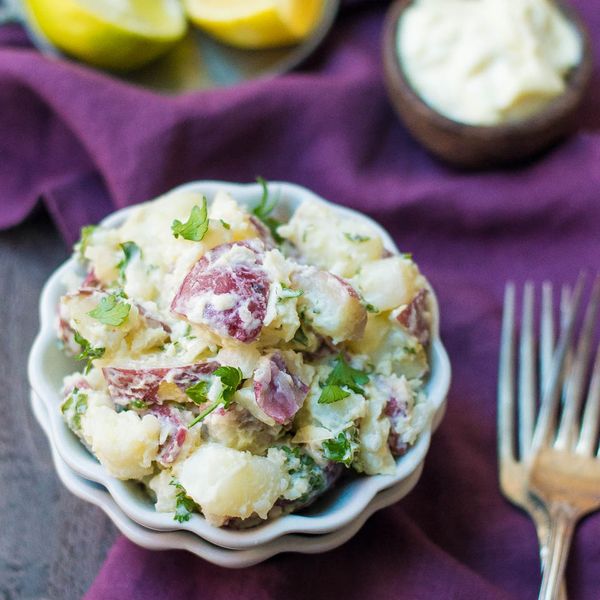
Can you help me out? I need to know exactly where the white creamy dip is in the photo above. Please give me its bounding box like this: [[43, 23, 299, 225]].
[[398, 0, 583, 125]]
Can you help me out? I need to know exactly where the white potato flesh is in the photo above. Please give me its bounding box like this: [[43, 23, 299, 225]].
[[292, 267, 366, 344], [357, 389, 395, 475], [81, 406, 160, 479], [178, 444, 288, 520], [60, 291, 142, 354], [278, 200, 384, 277], [353, 256, 420, 312]]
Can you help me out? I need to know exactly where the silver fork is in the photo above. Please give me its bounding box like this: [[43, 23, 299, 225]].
[[498, 281, 570, 597], [499, 275, 600, 600], [528, 275, 600, 600]]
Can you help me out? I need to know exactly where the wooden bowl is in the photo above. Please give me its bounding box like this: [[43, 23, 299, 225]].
[[382, 0, 594, 169]]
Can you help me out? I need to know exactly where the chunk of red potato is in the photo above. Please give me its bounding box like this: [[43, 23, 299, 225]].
[[57, 289, 167, 357], [148, 404, 188, 466], [385, 397, 409, 456], [177, 444, 288, 522], [292, 266, 366, 343], [353, 256, 419, 312], [204, 403, 282, 453], [103, 362, 218, 406], [171, 241, 270, 343], [253, 353, 308, 425], [395, 289, 430, 345]]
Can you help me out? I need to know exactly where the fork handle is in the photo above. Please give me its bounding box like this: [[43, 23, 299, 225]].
[[538, 504, 577, 600]]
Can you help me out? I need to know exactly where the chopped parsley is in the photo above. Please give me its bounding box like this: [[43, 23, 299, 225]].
[[61, 387, 88, 431], [318, 354, 369, 404], [281, 446, 325, 504], [76, 225, 97, 260], [188, 366, 244, 428], [364, 302, 379, 313], [343, 232, 371, 243], [278, 282, 303, 302], [170, 480, 196, 523], [402, 253, 413, 260], [130, 399, 149, 410], [117, 241, 141, 281], [292, 327, 309, 346], [171, 197, 209, 241], [322, 430, 356, 467], [253, 177, 283, 243], [185, 380, 209, 405], [220, 219, 231, 230], [319, 385, 350, 404], [87, 294, 131, 327], [73, 330, 105, 374]]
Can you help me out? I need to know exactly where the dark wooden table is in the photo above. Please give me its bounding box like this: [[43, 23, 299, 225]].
[[0, 212, 117, 600]]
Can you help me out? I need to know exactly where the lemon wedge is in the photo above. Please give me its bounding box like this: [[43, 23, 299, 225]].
[[184, 0, 324, 49], [25, 0, 187, 71]]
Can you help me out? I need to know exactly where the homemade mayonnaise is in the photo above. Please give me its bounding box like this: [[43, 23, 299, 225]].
[[398, 0, 582, 125]]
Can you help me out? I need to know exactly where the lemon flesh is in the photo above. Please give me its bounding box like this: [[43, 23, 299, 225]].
[[25, 0, 187, 71], [184, 0, 324, 49]]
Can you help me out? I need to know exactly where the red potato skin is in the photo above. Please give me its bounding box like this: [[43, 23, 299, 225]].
[[149, 404, 188, 466], [385, 397, 409, 457], [253, 353, 309, 425], [396, 289, 430, 345], [171, 241, 270, 343], [103, 362, 219, 406]]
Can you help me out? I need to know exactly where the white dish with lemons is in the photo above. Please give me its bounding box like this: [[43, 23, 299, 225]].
[[28, 180, 451, 550], [11, 0, 339, 91]]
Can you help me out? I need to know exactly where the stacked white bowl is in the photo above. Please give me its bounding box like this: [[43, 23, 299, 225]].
[[28, 182, 451, 568]]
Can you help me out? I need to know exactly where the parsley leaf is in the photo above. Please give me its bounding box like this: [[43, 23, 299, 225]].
[[278, 282, 303, 302], [343, 232, 371, 243], [220, 219, 231, 230], [253, 176, 277, 219], [170, 480, 196, 523], [402, 252, 413, 260], [215, 366, 243, 404], [87, 294, 131, 327], [77, 225, 97, 260], [318, 354, 369, 404], [171, 197, 209, 241], [185, 380, 209, 405], [130, 399, 149, 410], [73, 331, 105, 374], [253, 177, 283, 243], [188, 366, 244, 428], [322, 430, 356, 467], [280, 446, 325, 503], [117, 241, 141, 281], [364, 302, 379, 313], [61, 387, 88, 431], [318, 385, 350, 404], [292, 327, 309, 346]]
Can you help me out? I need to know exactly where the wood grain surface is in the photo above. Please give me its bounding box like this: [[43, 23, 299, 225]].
[[0, 213, 117, 600]]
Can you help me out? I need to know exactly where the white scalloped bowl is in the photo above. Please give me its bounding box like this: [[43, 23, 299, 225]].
[[31, 388, 425, 568], [28, 181, 451, 551]]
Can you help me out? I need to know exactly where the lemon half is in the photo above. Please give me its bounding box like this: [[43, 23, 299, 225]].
[[184, 0, 324, 49], [25, 0, 187, 71]]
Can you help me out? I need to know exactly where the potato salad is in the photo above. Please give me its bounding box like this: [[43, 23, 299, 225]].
[[56, 183, 433, 528]]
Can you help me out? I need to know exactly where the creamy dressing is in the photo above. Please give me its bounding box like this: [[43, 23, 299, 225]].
[[398, 0, 582, 125]]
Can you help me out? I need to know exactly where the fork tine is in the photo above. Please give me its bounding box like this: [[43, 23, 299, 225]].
[[556, 277, 600, 450], [533, 274, 586, 451], [499, 283, 516, 463], [576, 342, 600, 456], [518, 282, 536, 458], [540, 282, 554, 388]]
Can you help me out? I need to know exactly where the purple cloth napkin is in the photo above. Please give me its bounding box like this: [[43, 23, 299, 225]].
[[2, 2, 600, 599]]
